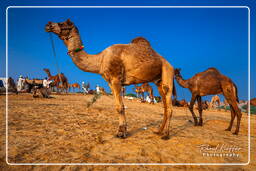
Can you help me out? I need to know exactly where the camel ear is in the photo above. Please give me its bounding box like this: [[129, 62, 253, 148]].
[[66, 19, 73, 25]]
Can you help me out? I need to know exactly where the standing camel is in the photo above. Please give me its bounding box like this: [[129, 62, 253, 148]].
[[43, 68, 69, 93], [174, 68, 242, 135], [45, 19, 176, 139], [133, 83, 154, 103], [250, 98, 256, 106], [209, 95, 221, 110], [69, 83, 80, 92]]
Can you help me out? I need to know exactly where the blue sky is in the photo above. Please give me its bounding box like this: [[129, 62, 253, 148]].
[[1, 0, 255, 102]]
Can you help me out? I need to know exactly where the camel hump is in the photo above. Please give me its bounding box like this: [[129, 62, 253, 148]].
[[206, 67, 222, 74], [131, 37, 151, 47], [207, 67, 219, 72]]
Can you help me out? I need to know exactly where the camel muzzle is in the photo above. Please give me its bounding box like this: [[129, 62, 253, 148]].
[[45, 22, 53, 32], [45, 26, 51, 32]]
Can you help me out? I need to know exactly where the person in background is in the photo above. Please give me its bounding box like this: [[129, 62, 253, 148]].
[[146, 95, 151, 103], [43, 77, 53, 89], [43, 77, 48, 88], [82, 81, 89, 94], [17, 75, 25, 92], [96, 84, 100, 94]]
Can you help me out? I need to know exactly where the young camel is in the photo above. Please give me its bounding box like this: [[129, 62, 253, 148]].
[[45, 19, 176, 139], [174, 68, 242, 135]]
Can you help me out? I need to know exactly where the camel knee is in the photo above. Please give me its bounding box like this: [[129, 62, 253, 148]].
[[116, 104, 124, 114], [189, 105, 194, 112]]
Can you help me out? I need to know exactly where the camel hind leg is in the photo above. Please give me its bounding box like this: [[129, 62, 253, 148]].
[[156, 63, 174, 139], [154, 83, 167, 135], [225, 105, 236, 131], [222, 85, 242, 135]]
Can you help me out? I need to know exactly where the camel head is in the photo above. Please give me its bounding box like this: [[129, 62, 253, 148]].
[[43, 68, 50, 73], [45, 19, 75, 40], [174, 68, 182, 78]]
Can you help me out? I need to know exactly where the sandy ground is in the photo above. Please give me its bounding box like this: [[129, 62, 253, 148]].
[[0, 93, 255, 170]]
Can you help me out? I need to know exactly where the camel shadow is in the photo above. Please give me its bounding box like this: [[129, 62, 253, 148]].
[[124, 119, 194, 139], [125, 121, 161, 138], [168, 121, 194, 138]]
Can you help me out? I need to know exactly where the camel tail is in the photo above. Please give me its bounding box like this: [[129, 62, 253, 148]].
[[233, 83, 239, 103], [172, 79, 177, 100]]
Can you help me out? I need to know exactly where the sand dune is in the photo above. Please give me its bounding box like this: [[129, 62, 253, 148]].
[[0, 93, 255, 170]]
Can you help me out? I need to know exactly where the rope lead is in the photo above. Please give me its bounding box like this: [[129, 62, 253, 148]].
[[48, 33, 63, 85]]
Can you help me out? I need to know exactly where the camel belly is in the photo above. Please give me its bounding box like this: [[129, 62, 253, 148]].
[[123, 59, 162, 85], [197, 82, 222, 96]]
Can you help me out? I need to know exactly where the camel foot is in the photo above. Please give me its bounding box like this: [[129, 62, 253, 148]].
[[225, 128, 231, 131], [198, 119, 203, 126], [116, 132, 127, 139], [198, 122, 203, 126], [161, 134, 170, 140], [116, 125, 127, 139], [233, 132, 239, 135], [194, 122, 198, 126]]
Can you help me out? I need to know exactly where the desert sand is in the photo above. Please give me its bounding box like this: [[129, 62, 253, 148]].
[[0, 93, 255, 170]]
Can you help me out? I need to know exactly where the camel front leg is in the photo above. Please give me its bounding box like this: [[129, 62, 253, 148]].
[[197, 96, 203, 126], [225, 105, 236, 131], [110, 79, 127, 138], [189, 94, 198, 126]]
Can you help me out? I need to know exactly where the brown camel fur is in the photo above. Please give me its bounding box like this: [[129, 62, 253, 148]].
[[172, 99, 188, 107], [69, 83, 80, 92], [133, 83, 154, 103], [133, 85, 143, 98], [174, 68, 242, 135], [250, 98, 256, 106], [7, 77, 18, 94], [45, 19, 176, 139], [209, 95, 221, 110], [99, 87, 107, 95], [43, 68, 69, 93]]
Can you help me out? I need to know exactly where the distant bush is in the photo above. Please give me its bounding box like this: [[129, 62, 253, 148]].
[[86, 93, 102, 108], [126, 93, 137, 97], [249, 105, 256, 114], [219, 105, 256, 114]]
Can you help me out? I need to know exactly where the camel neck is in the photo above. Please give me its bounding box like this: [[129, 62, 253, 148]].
[[63, 32, 102, 74], [45, 71, 52, 78], [176, 76, 189, 88]]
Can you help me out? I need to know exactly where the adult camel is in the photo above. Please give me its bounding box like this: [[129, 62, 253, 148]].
[[174, 68, 242, 135], [45, 19, 176, 139], [69, 83, 80, 92], [43, 68, 69, 93], [209, 95, 221, 110]]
